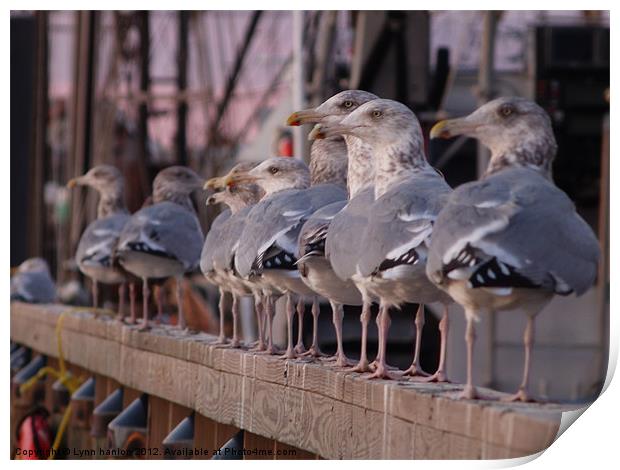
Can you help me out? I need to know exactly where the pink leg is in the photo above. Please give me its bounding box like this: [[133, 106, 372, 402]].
[[230, 294, 241, 348], [294, 297, 307, 354], [154, 284, 164, 324], [420, 304, 450, 383], [349, 298, 373, 373], [215, 287, 227, 344], [459, 312, 478, 399], [325, 301, 353, 367], [250, 294, 265, 351], [92, 280, 99, 309], [128, 283, 137, 324], [367, 303, 402, 380], [116, 283, 126, 322], [501, 315, 534, 402], [302, 297, 325, 358], [264, 295, 277, 354], [139, 277, 149, 331], [175, 276, 187, 331], [280, 293, 297, 359], [402, 304, 430, 378]]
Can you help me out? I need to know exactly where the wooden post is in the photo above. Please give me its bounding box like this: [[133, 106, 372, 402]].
[[176, 11, 189, 166], [69, 11, 97, 258], [29, 11, 49, 260]]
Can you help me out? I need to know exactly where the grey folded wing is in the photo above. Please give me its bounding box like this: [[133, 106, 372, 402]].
[[325, 186, 375, 281], [200, 210, 231, 275], [118, 201, 205, 271], [11, 271, 56, 303], [235, 184, 346, 278], [427, 168, 600, 296], [297, 199, 347, 259], [76, 213, 130, 271], [357, 173, 452, 278]]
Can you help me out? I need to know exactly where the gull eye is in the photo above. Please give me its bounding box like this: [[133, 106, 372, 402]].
[[372, 110, 383, 118], [269, 166, 279, 175], [499, 104, 515, 117], [343, 100, 354, 108]]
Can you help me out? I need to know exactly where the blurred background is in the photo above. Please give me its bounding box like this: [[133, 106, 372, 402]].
[[10, 10, 609, 402]]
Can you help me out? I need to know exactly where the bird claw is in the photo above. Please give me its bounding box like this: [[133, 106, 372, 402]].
[[500, 388, 532, 403], [294, 343, 307, 355], [416, 370, 451, 383], [458, 385, 479, 400], [365, 364, 404, 381], [278, 349, 297, 360], [401, 364, 431, 379], [325, 354, 355, 368], [300, 346, 326, 358], [348, 360, 373, 373]]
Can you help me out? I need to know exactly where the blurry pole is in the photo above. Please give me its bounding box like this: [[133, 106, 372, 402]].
[[478, 10, 499, 389], [311, 11, 337, 106], [476, 11, 499, 178], [177, 11, 189, 166], [292, 10, 306, 161]]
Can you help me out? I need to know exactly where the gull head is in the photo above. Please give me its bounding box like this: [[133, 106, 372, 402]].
[[153, 166, 205, 196], [67, 164, 123, 194], [227, 157, 310, 195], [287, 89, 378, 127], [430, 97, 557, 167], [310, 99, 422, 146]]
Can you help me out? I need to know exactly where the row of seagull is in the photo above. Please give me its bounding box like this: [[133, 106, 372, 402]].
[[65, 90, 599, 402]]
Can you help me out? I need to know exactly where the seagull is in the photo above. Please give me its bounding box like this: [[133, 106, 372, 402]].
[[305, 106, 380, 373], [67, 165, 135, 320], [11, 258, 57, 304], [427, 97, 600, 401], [314, 99, 453, 380], [229, 157, 346, 358], [201, 163, 263, 346], [287, 89, 378, 366], [116, 166, 205, 331]]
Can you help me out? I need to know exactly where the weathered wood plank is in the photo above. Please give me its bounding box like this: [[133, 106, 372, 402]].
[[11, 303, 570, 459]]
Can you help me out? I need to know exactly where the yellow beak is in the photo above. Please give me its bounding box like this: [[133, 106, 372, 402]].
[[286, 108, 327, 126]]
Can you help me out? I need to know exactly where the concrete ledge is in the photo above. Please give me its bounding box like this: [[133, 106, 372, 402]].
[[11, 302, 572, 459]]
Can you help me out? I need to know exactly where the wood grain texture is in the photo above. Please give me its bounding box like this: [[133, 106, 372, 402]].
[[11, 303, 572, 459]]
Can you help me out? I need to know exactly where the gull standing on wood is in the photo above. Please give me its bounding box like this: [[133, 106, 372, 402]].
[[287, 89, 378, 366], [314, 99, 453, 380], [116, 166, 205, 331], [427, 97, 600, 400], [67, 165, 135, 320], [11, 258, 57, 304], [306, 102, 380, 374], [201, 163, 263, 346], [230, 157, 347, 358]]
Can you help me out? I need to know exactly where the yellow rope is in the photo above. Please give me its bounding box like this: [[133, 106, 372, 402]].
[[17, 306, 115, 459]]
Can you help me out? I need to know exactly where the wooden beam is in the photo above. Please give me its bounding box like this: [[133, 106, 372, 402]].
[[176, 11, 189, 166], [11, 303, 566, 459]]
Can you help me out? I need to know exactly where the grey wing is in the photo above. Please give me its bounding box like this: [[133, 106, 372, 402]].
[[119, 202, 204, 271], [428, 169, 600, 295], [234, 190, 313, 277], [326, 187, 374, 280], [357, 175, 452, 277], [11, 271, 56, 303], [235, 185, 345, 277], [200, 210, 231, 274], [223, 207, 253, 272], [76, 214, 130, 271], [297, 200, 347, 259]]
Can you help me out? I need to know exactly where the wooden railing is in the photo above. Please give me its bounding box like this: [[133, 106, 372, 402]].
[[10, 302, 572, 459]]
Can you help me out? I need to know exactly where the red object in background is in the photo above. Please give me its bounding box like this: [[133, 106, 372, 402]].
[[277, 136, 293, 157], [15, 408, 53, 460]]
